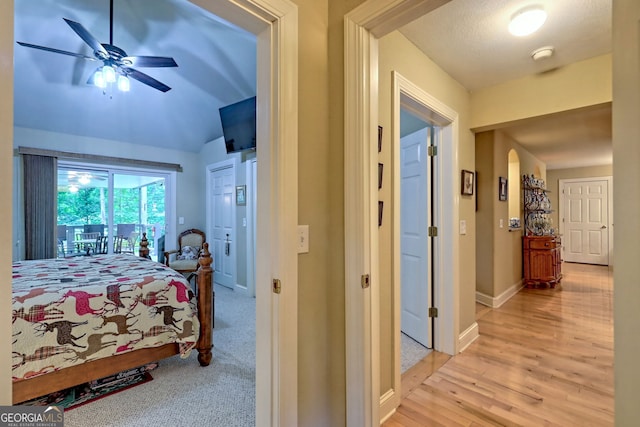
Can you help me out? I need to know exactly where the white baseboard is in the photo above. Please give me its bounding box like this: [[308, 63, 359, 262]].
[[458, 321, 479, 353], [379, 388, 398, 425], [476, 280, 524, 308], [234, 283, 250, 296]]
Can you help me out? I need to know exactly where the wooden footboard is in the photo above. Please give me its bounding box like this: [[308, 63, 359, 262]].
[[12, 235, 213, 404]]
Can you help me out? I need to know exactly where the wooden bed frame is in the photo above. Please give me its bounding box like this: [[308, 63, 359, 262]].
[[12, 233, 213, 404]]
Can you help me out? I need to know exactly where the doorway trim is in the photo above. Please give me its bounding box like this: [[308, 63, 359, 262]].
[[344, 1, 456, 425], [245, 158, 257, 297], [188, 1, 298, 425], [381, 71, 459, 417]]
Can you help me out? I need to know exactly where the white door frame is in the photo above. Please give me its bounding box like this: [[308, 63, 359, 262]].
[[190, 1, 298, 425], [558, 176, 613, 266], [245, 158, 257, 297], [381, 71, 459, 417], [206, 158, 238, 289], [344, 2, 457, 425]]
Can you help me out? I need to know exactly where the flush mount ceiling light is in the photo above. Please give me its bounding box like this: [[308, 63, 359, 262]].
[[509, 6, 547, 36]]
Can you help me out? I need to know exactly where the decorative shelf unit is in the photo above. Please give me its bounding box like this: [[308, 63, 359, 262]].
[[522, 175, 562, 288], [522, 175, 553, 236]]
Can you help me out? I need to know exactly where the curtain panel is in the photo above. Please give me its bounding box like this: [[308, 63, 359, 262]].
[[23, 154, 57, 260]]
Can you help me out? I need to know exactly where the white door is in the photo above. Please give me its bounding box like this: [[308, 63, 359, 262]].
[[400, 127, 432, 348], [210, 163, 236, 289], [560, 178, 611, 265]]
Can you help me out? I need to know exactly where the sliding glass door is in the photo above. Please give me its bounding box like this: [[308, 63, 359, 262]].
[[57, 162, 173, 262], [57, 166, 109, 257], [112, 172, 166, 260]]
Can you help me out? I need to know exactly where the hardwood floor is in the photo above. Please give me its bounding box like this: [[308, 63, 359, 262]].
[[384, 262, 614, 426]]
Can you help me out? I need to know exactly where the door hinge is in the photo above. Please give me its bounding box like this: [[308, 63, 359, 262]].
[[429, 307, 438, 318], [361, 274, 370, 289], [272, 278, 282, 294], [428, 226, 438, 237], [428, 146, 437, 157]]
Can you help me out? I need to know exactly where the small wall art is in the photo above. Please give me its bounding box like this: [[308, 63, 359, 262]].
[[461, 170, 474, 195], [499, 176, 508, 201], [236, 185, 246, 205]]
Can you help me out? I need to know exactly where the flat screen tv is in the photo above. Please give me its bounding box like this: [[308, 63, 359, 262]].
[[219, 96, 256, 154]]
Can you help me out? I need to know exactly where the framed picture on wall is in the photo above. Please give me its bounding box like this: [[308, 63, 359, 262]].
[[499, 176, 508, 201], [236, 185, 246, 205], [461, 170, 474, 195]]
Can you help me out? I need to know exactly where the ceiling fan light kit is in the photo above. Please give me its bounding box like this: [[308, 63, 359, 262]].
[[17, 0, 177, 94], [508, 6, 547, 37]]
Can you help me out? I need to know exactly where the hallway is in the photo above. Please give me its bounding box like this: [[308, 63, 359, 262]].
[[384, 262, 614, 426]]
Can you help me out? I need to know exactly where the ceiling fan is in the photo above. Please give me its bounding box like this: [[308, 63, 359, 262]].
[[17, 0, 178, 92]]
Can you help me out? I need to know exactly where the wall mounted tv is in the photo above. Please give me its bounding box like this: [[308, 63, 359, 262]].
[[219, 96, 256, 154]]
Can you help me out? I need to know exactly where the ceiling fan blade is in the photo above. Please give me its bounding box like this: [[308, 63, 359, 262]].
[[17, 41, 97, 61], [122, 56, 178, 68], [126, 68, 171, 92], [63, 18, 109, 59]]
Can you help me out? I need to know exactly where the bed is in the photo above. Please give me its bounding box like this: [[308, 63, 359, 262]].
[[11, 233, 212, 404]]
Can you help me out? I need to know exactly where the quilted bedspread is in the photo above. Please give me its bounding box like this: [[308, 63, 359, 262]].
[[12, 254, 199, 382]]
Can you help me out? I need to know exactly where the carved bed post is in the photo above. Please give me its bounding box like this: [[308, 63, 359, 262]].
[[138, 232, 150, 259], [196, 242, 213, 366]]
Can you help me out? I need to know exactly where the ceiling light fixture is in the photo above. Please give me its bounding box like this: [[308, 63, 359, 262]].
[[509, 6, 547, 37], [117, 74, 130, 92], [91, 65, 131, 93]]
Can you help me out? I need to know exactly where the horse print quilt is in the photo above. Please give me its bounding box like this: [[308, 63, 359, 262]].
[[12, 254, 199, 382]]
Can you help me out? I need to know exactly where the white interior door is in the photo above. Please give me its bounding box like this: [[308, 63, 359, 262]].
[[400, 127, 432, 348], [560, 178, 611, 265], [210, 162, 236, 289]]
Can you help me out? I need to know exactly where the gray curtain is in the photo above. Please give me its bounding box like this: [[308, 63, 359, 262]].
[[23, 154, 57, 260]]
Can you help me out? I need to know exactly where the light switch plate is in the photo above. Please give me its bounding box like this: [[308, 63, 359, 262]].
[[298, 225, 309, 253], [459, 220, 467, 235]]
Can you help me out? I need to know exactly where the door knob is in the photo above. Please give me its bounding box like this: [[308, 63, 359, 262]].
[[601, 225, 607, 229]]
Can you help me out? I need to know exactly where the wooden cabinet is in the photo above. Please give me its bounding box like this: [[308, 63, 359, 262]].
[[523, 236, 562, 288]]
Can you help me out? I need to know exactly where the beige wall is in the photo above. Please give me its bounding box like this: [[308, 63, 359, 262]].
[[612, 0, 640, 422], [475, 131, 545, 299], [546, 165, 613, 229], [377, 31, 476, 393], [471, 54, 612, 130], [475, 131, 495, 296], [298, 0, 348, 424], [0, 0, 14, 405]]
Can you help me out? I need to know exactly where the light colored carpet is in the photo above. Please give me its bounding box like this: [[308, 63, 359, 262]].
[[401, 332, 431, 373], [64, 284, 256, 427]]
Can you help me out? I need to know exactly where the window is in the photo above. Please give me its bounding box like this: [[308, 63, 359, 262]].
[[57, 162, 174, 261]]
